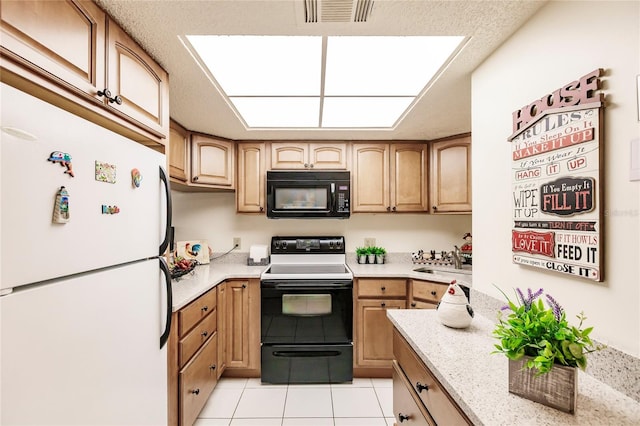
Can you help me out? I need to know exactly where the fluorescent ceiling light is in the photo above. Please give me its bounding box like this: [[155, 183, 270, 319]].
[[185, 35, 464, 129], [230, 97, 320, 128]]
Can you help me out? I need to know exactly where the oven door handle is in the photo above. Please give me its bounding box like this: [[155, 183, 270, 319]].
[[272, 350, 343, 358]]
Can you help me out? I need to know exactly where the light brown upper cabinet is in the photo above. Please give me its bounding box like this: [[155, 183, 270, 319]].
[[0, 1, 169, 144], [0, 0, 106, 99], [237, 143, 266, 213], [191, 134, 235, 188], [105, 18, 169, 139], [169, 120, 189, 183], [270, 142, 348, 170], [352, 143, 429, 213], [430, 135, 472, 213]]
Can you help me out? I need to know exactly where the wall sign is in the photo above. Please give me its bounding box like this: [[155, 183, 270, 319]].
[[508, 69, 604, 281]]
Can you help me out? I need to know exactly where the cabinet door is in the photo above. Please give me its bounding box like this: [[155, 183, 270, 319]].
[[430, 136, 472, 213], [391, 144, 429, 212], [106, 18, 169, 139], [237, 143, 265, 213], [0, 0, 106, 98], [270, 142, 308, 169], [216, 282, 227, 379], [191, 134, 235, 187], [356, 299, 406, 368], [352, 143, 390, 212], [226, 280, 250, 368], [309, 143, 348, 169], [169, 119, 189, 182]]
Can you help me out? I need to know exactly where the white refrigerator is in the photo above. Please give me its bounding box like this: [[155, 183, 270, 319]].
[[0, 83, 172, 425]]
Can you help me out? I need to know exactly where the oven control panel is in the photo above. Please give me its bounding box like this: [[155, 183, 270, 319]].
[[271, 236, 345, 254]]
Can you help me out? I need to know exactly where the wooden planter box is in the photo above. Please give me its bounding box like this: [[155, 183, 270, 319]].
[[508, 357, 577, 414]]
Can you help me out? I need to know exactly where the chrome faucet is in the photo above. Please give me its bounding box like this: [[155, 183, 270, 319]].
[[451, 245, 463, 269]]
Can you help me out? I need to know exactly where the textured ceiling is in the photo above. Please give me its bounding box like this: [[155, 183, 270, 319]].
[[94, 0, 547, 141]]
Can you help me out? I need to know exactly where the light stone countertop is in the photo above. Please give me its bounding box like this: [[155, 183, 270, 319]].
[[171, 262, 267, 311], [388, 309, 640, 425], [347, 260, 473, 287], [172, 259, 472, 311]]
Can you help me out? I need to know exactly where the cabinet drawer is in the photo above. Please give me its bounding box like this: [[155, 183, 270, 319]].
[[179, 289, 217, 337], [393, 330, 470, 426], [409, 300, 437, 310], [392, 361, 433, 426], [358, 279, 406, 298], [412, 281, 447, 303], [179, 310, 217, 368], [180, 333, 218, 426]]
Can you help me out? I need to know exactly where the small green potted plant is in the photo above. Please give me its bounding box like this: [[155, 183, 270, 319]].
[[492, 287, 604, 413], [372, 246, 386, 264], [355, 247, 368, 264]]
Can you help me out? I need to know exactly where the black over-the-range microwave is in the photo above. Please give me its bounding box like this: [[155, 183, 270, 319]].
[[266, 171, 350, 219]]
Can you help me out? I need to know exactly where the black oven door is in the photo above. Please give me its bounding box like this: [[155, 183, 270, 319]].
[[260, 279, 353, 384], [261, 280, 353, 345]]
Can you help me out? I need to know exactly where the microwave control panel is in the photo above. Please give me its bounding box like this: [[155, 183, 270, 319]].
[[336, 185, 350, 213]]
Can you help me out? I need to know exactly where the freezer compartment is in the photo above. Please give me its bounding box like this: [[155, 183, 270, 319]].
[[0, 83, 169, 290], [261, 343, 353, 384], [0, 259, 168, 425]]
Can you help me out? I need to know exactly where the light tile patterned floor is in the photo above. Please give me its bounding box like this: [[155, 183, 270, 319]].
[[194, 377, 395, 426]]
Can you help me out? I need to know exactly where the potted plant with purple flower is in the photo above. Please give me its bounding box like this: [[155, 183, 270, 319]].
[[492, 287, 604, 413]]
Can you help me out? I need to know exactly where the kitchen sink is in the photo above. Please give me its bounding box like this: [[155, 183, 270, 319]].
[[413, 267, 435, 274]]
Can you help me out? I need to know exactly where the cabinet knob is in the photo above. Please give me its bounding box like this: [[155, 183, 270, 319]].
[[242, 284, 247, 289], [392, 206, 397, 212], [193, 176, 199, 182], [398, 413, 410, 422], [309, 163, 314, 168], [304, 163, 309, 168], [416, 382, 429, 393], [381, 302, 386, 307], [97, 88, 122, 105], [201, 331, 208, 337], [210, 364, 216, 371], [97, 88, 112, 98], [411, 302, 417, 308], [432, 206, 438, 211], [260, 206, 264, 212], [202, 305, 208, 312], [381, 286, 386, 291], [386, 206, 391, 211], [430, 291, 437, 296], [191, 388, 200, 395]]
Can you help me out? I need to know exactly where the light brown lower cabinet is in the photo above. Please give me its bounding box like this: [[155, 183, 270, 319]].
[[393, 328, 471, 426], [393, 361, 433, 426], [179, 334, 218, 426]]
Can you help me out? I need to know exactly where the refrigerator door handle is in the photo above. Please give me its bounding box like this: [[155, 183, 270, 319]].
[[159, 166, 172, 256], [159, 257, 172, 349]]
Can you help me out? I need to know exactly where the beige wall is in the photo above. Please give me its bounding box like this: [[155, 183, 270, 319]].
[[472, 1, 640, 356], [171, 191, 471, 254]]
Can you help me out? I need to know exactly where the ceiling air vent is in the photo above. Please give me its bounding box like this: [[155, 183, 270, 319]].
[[304, 0, 374, 23]]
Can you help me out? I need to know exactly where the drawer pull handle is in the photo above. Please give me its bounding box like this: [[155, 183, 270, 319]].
[[416, 382, 429, 393], [398, 413, 410, 422], [381, 286, 386, 291], [191, 388, 200, 395], [430, 291, 437, 296], [210, 364, 216, 370], [202, 305, 208, 312], [201, 331, 208, 337], [381, 302, 386, 307]]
